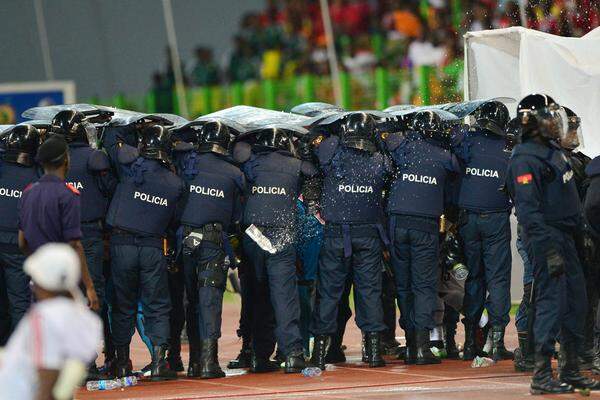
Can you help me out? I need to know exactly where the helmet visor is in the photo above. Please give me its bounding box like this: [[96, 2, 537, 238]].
[[82, 122, 98, 149], [537, 104, 568, 141], [561, 115, 584, 150]]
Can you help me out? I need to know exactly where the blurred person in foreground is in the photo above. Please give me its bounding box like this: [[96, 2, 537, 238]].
[[0, 243, 102, 400]]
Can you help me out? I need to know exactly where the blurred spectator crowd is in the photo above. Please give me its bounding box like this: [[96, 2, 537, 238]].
[[152, 0, 599, 106]]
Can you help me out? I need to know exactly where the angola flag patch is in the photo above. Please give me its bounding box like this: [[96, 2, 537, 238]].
[[517, 173, 533, 185]]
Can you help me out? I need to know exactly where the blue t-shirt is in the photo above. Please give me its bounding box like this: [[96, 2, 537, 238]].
[[18, 174, 82, 252]]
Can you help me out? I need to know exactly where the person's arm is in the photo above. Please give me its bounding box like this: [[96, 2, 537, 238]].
[[232, 173, 246, 225], [69, 239, 99, 311], [89, 150, 118, 197], [61, 193, 99, 311], [168, 179, 188, 235], [18, 230, 31, 256], [584, 175, 600, 236], [509, 158, 564, 276], [36, 369, 60, 400]]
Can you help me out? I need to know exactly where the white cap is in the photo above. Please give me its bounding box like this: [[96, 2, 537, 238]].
[[24, 243, 81, 292]]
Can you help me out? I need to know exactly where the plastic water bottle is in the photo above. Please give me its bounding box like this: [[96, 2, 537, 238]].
[[118, 376, 138, 387], [86, 376, 138, 391], [86, 379, 121, 391], [302, 367, 323, 377], [471, 356, 495, 368]]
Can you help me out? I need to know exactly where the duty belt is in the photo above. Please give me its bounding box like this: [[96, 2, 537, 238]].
[[389, 214, 439, 241], [324, 223, 389, 258], [81, 220, 103, 238], [461, 209, 511, 216], [111, 229, 163, 248], [183, 223, 223, 245]]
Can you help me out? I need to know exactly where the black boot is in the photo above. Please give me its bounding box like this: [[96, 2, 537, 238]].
[[580, 347, 595, 371], [199, 339, 225, 379], [151, 345, 178, 381], [187, 342, 202, 377], [86, 362, 105, 381], [310, 335, 330, 370], [402, 330, 416, 365], [580, 325, 595, 371], [250, 354, 280, 373], [593, 334, 600, 375], [415, 330, 441, 365], [101, 348, 116, 378], [114, 346, 131, 378], [325, 334, 346, 363], [514, 332, 534, 372], [228, 339, 252, 369], [167, 341, 184, 372], [462, 322, 479, 361], [361, 333, 367, 363], [381, 335, 402, 356], [530, 353, 574, 395], [490, 326, 514, 361], [365, 332, 386, 368], [559, 344, 600, 390], [445, 328, 460, 360], [284, 350, 306, 373]]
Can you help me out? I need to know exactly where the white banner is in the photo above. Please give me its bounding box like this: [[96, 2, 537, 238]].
[[465, 26, 600, 157]]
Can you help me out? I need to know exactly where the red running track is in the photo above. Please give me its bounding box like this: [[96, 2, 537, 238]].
[[75, 298, 570, 400]]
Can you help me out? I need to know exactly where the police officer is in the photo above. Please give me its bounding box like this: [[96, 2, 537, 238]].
[[384, 110, 460, 365], [235, 125, 317, 373], [50, 110, 116, 317], [584, 156, 600, 376], [309, 112, 391, 370], [452, 101, 513, 361], [556, 106, 598, 370], [18, 135, 99, 310], [107, 125, 185, 381], [506, 94, 599, 394], [49, 110, 118, 379], [174, 120, 245, 378], [0, 125, 41, 336]]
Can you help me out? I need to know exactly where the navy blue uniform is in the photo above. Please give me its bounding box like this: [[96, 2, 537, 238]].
[[66, 142, 116, 311], [176, 150, 245, 342], [106, 155, 185, 348], [385, 131, 459, 332], [584, 156, 600, 235], [311, 136, 390, 336], [241, 148, 316, 357], [0, 160, 39, 332], [453, 129, 512, 328], [19, 174, 82, 252], [506, 141, 586, 356]]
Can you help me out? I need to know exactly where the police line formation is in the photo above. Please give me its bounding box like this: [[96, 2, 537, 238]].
[[1, 94, 600, 395]]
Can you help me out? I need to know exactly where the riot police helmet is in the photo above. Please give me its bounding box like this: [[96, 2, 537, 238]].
[[3, 124, 41, 166], [254, 127, 294, 153], [517, 94, 567, 142], [411, 110, 442, 138], [197, 120, 233, 155], [472, 101, 509, 136], [138, 125, 172, 162], [504, 117, 521, 152], [340, 112, 377, 152], [51, 110, 88, 143]]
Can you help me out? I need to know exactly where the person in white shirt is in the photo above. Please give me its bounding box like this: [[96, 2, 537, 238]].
[[0, 243, 102, 400]]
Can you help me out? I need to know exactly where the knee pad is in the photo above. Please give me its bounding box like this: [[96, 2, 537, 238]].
[[197, 260, 227, 290]]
